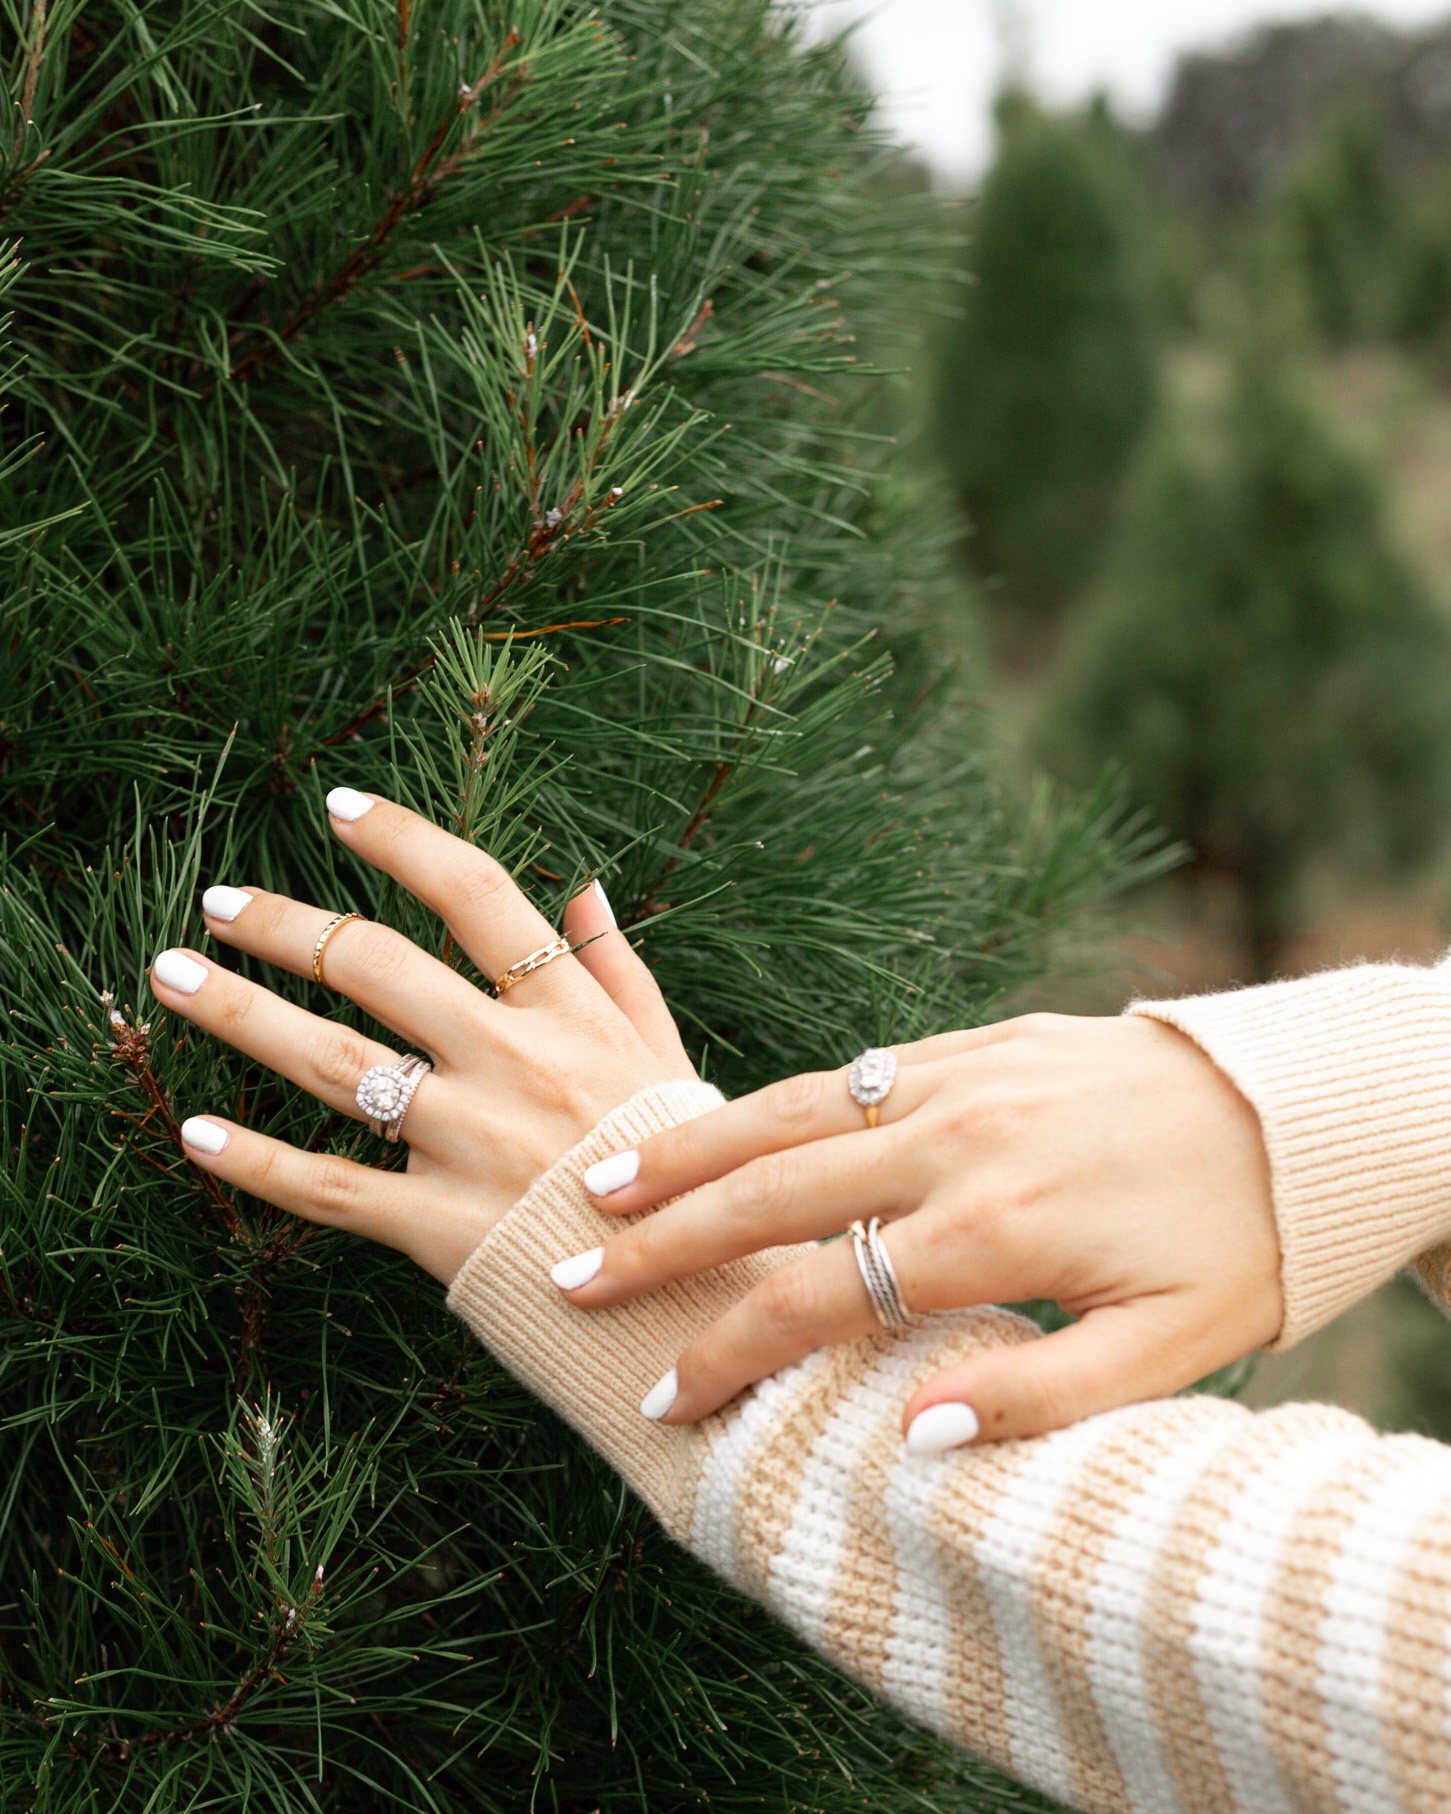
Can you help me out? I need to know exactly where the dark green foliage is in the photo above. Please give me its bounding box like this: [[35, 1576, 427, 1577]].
[[1281, 97, 1451, 346], [1040, 350, 1451, 977], [0, 1, 1163, 1807], [932, 95, 1157, 635]]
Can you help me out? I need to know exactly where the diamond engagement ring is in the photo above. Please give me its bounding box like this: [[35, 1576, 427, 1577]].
[[848, 1047, 897, 1128], [355, 1054, 431, 1142], [849, 1216, 912, 1329]]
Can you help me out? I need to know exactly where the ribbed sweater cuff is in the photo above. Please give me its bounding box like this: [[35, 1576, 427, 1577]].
[[446, 1079, 801, 1533], [1128, 964, 1451, 1349]]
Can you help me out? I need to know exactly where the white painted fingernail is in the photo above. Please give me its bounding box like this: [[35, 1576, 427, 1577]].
[[202, 885, 253, 922], [905, 1402, 980, 1455], [584, 1149, 639, 1196], [592, 878, 617, 929], [181, 1116, 229, 1155], [640, 1368, 678, 1421], [550, 1246, 605, 1292], [154, 950, 208, 994], [326, 787, 375, 822]]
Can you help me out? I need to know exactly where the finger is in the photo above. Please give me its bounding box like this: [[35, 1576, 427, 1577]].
[[176, 1114, 452, 1278], [581, 1060, 935, 1214], [646, 1236, 877, 1424], [323, 790, 588, 1007], [201, 886, 486, 1063], [151, 948, 446, 1139], [554, 1129, 914, 1307], [901, 1300, 1198, 1449], [892, 1021, 1024, 1065], [560, 878, 692, 1075]]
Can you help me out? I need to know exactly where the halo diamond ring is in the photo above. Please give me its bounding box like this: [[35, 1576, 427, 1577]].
[[848, 1047, 897, 1128], [355, 1054, 431, 1142]]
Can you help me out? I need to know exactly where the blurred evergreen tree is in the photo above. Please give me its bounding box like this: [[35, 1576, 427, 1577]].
[[1040, 349, 1451, 978], [0, 0, 1163, 1807], [1286, 98, 1412, 342], [932, 94, 1157, 652], [1284, 96, 1451, 347]]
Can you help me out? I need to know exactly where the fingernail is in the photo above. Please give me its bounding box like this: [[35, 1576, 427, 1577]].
[[153, 950, 208, 994], [592, 878, 617, 929], [905, 1402, 979, 1455], [550, 1246, 605, 1292], [640, 1368, 678, 1421], [180, 1116, 229, 1155], [584, 1149, 639, 1196], [202, 885, 253, 922], [326, 787, 375, 822]]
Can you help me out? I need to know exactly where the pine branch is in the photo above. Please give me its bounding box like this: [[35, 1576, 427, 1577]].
[[103, 997, 241, 1241], [225, 30, 526, 388]]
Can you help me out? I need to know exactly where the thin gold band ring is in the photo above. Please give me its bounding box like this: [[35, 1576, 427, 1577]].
[[312, 910, 364, 986]]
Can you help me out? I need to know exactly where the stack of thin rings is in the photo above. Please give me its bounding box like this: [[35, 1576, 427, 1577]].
[[849, 1216, 912, 1329]]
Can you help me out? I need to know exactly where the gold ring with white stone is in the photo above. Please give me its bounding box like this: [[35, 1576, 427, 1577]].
[[355, 1054, 431, 1142], [847, 1047, 897, 1129]]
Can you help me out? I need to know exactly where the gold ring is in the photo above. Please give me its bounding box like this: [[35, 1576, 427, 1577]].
[[312, 910, 364, 985], [494, 934, 571, 996]]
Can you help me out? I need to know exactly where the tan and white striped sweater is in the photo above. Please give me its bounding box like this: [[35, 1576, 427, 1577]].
[[448, 962, 1451, 1814]]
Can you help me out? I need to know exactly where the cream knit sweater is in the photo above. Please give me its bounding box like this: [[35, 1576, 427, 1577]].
[[447, 961, 1451, 1814]]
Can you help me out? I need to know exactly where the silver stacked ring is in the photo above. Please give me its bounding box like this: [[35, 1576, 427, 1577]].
[[355, 1054, 431, 1142], [848, 1216, 912, 1328]]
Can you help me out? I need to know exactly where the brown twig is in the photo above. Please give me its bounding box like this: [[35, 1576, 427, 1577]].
[[0, 0, 52, 219], [668, 297, 713, 362], [233, 1218, 315, 1393], [103, 999, 242, 1239], [92, 1566, 325, 1762], [225, 31, 525, 389], [11, 0, 47, 162]]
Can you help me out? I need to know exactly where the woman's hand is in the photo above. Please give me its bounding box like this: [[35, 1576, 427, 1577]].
[[553, 1014, 1282, 1447], [152, 790, 693, 1284]]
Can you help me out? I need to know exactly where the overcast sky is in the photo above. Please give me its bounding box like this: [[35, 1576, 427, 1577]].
[[807, 0, 1451, 182]]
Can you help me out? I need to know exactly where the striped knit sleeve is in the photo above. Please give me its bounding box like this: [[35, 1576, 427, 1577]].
[[1127, 962, 1451, 1346], [449, 1081, 1451, 1814]]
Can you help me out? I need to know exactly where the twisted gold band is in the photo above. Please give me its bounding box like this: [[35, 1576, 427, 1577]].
[[312, 910, 364, 986]]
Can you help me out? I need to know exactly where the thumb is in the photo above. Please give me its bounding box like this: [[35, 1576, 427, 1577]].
[[902, 1302, 1195, 1452]]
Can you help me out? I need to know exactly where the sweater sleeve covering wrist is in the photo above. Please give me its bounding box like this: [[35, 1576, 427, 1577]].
[[449, 1073, 1451, 1814]]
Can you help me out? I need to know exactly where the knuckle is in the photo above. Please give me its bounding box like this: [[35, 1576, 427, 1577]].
[[758, 1262, 821, 1333], [450, 857, 514, 918], [213, 981, 257, 1037], [309, 1156, 361, 1218], [310, 1028, 374, 1096], [737, 1152, 794, 1220], [346, 923, 411, 985], [1012, 1011, 1066, 1040], [769, 1069, 828, 1128]]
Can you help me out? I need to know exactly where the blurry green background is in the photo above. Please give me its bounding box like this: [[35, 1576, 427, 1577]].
[[855, 9, 1451, 1440]]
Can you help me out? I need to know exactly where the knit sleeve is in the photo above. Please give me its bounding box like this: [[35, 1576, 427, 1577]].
[[1126, 961, 1451, 1346], [449, 1080, 1451, 1814]]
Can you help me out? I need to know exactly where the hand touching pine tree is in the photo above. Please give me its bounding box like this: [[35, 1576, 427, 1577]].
[[0, 3, 1157, 1806]]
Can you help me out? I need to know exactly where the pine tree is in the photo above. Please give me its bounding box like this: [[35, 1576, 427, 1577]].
[[1039, 345, 1451, 979], [1284, 97, 1413, 344], [0, 4, 1159, 1806], [932, 93, 1157, 648]]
